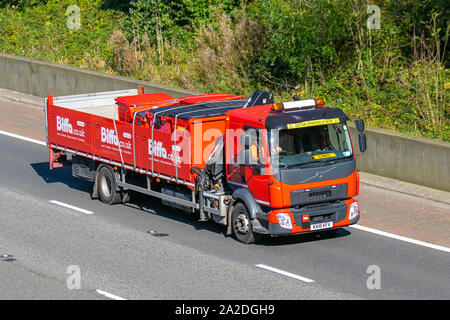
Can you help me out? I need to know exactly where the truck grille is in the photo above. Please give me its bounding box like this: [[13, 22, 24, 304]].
[[308, 190, 331, 200], [310, 213, 334, 223], [302, 202, 332, 210], [290, 184, 348, 206], [291, 201, 347, 227]]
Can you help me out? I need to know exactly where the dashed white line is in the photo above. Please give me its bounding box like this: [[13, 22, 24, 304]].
[[49, 200, 93, 215], [0, 129, 46, 146], [255, 264, 315, 283], [96, 289, 126, 300], [350, 224, 450, 253]]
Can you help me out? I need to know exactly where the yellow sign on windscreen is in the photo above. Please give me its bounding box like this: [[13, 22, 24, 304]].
[[287, 118, 340, 129], [312, 153, 336, 160]]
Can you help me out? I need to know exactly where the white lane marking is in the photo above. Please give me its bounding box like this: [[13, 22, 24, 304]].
[[350, 224, 450, 253], [0, 129, 46, 146], [255, 264, 315, 283], [96, 289, 127, 300], [49, 200, 93, 215]]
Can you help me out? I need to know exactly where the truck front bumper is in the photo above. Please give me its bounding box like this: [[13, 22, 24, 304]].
[[253, 199, 359, 236]]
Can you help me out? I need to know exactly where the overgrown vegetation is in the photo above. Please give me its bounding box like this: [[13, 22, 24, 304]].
[[0, 0, 448, 141]]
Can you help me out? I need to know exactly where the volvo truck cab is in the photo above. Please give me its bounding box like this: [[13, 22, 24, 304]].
[[225, 97, 366, 243]]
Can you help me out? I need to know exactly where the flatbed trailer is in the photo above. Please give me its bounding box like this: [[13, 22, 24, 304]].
[[46, 88, 366, 243]]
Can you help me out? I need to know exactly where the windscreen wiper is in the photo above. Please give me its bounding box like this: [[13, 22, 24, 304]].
[[282, 162, 314, 169], [283, 157, 334, 169]]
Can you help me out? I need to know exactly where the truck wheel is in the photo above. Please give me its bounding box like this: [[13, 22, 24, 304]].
[[232, 203, 261, 244], [97, 166, 122, 205]]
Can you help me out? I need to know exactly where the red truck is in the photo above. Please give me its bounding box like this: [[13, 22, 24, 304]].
[[46, 87, 366, 243]]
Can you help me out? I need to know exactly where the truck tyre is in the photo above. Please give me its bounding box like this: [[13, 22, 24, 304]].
[[232, 202, 261, 244], [97, 166, 122, 205]]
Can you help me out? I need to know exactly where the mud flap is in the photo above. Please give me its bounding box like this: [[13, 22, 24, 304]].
[[252, 219, 269, 234], [226, 203, 234, 236], [92, 172, 99, 198]]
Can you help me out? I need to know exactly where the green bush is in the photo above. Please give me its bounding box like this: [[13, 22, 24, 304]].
[[0, 0, 448, 141]]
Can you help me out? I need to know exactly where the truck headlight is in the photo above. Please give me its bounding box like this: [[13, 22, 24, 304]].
[[349, 202, 359, 220], [276, 213, 293, 229]]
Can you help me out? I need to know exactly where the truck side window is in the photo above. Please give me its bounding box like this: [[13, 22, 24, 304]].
[[245, 127, 265, 165]]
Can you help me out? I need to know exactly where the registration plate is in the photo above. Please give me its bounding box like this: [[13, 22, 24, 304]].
[[310, 221, 333, 231]]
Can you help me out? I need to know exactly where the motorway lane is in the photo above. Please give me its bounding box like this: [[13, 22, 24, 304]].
[[0, 134, 449, 299], [1, 94, 449, 246], [0, 135, 355, 300], [1, 186, 352, 300], [0, 261, 105, 300]]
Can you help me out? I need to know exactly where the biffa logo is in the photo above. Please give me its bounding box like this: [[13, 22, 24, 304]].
[[101, 127, 131, 150], [56, 116, 73, 134], [148, 139, 167, 159]]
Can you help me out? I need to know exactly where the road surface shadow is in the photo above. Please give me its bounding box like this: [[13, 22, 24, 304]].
[[257, 228, 352, 246], [122, 194, 353, 245], [30, 162, 93, 195], [121, 194, 226, 234], [30, 162, 352, 246]]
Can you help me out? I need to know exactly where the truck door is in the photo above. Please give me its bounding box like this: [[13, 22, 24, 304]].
[[227, 126, 270, 206]]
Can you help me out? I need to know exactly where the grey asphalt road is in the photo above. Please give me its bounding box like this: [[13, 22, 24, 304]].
[[0, 134, 449, 300]]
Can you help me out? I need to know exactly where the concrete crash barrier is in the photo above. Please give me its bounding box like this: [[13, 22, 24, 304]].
[[1, 53, 449, 192], [349, 125, 449, 192], [0, 53, 199, 98]]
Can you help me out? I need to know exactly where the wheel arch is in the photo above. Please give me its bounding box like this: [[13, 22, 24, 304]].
[[230, 188, 261, 220]]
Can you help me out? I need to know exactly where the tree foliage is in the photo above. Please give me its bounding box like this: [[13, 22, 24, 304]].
[[0, 0, 448, 140]]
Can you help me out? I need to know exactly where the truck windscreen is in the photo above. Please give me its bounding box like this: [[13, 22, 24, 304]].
[[269, 123, 353, 168]]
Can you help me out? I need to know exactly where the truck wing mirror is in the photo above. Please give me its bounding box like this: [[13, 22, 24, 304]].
[[355, 119, 365, 132], [358, 133, 367, 153]]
